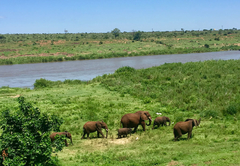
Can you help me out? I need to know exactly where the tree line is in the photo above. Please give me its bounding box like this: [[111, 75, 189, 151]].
[[0, 28, 239, 43]]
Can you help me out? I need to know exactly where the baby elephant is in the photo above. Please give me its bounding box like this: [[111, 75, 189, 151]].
[[117, 128, 132, 139], [50, 131, 73, 146], [152, 116, 171, 129]]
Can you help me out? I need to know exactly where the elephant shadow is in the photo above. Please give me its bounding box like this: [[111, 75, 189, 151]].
[[81, 135, 105, 140], [171, 135, 195, 141]]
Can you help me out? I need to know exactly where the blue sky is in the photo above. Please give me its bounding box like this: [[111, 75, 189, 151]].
[[0, 0, 239, 34]]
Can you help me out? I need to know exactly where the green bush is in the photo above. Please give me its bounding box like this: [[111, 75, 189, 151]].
[[200, 110, 220, 118], [223, 103, 240, 116], [0, 96, 64, 165], [115, 66, 136, 74], [34, 78, 54, 88]]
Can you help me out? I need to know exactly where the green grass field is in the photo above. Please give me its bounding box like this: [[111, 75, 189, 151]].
[[0, 29, 240, 65], [1, 59, 240, 165]]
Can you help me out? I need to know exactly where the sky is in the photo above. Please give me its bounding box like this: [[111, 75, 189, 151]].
[[0, 0, 239, 34]]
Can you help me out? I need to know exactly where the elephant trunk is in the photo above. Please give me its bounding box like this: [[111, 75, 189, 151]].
[[168, 120, 171, 126], [146, 118, 152, 126]]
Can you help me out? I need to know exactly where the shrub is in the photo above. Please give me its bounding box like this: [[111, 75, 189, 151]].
[[155, 41, 164, 44], [34, 78, 54, 88], [222, 103, 240, 116], [115, 66, 136, 74], [204, 44, 209, 48], [200, 110, 220, 118], [0, 96, 64, 165]]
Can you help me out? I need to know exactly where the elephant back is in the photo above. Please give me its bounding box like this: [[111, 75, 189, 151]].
[[121, 113, 140, 128]]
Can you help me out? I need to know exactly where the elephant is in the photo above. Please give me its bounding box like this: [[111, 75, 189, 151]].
[[117, 128, 132, 139], [50, 131, 73, 146], [81, 120, 108, 139], [152, 116, 171, 129], [120, 111, 152, 133], [173, 118, 201, 141]]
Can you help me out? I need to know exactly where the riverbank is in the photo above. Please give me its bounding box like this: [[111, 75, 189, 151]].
[[1, 60, 240, 165], [1, 29, 240, 65]]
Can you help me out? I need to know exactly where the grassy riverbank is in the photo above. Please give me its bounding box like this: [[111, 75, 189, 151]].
[[1, 59, 240, 165], [0, 29, 240, 65]]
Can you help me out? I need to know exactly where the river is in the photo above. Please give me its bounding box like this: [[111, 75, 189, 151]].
[[0, 51, 240, 89]]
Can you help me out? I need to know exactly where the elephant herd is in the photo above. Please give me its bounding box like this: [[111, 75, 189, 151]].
[[50, 111, 201, 146]]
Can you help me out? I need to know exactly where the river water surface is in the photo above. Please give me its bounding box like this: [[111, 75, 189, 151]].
[[0, 51, 240, 88]]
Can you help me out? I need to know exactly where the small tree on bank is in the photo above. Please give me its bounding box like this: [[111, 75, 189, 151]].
[[133, 31, 142, 41], [0, 96, 64, 166], [111, 28, 121, 38]]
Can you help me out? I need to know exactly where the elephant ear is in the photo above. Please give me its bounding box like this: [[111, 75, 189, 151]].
[[140, 112, 148, 120], [192, 119, 197, 127], [67, 132, 71, 138], [96, 121, 101, 130]]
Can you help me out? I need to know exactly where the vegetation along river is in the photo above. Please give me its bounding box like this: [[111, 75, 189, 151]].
[[0, 51, 240, 89]]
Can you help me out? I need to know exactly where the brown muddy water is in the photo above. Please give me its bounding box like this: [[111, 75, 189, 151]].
[[0, 51, 240, 89]]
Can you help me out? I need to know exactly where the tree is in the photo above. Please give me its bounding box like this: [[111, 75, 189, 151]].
[[133, 31, 142, 41], [0, 96, 64, 165], [111, 28, 121, 38]]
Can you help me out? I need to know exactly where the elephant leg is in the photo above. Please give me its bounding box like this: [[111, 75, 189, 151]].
[[157, 124, 160, 128], [97, 129, 105, 138], [133, 126, 138, 133], [81, 131, 86, 139], [187, 131, 192, 140], [174, 130, 182, 141], [97, 131, 100, 138], [87, 133, 90, 139], [152, 124, 155, 130], [141, 122, 146, 131], [65, 139, 68, 147]]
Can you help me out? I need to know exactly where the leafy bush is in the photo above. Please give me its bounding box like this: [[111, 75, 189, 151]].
[[200, 110, 220, 118], [155, 41, 164, 44], [204, 44, 210, 48], [222, 103, 240, 116], [0, 96, 64, 165], [34, 78, 55, 88], [115, 66, 136, 74]]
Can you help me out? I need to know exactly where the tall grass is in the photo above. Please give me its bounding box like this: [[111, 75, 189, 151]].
[[1, 59, 240, 165], [92, 59, 240, 115]]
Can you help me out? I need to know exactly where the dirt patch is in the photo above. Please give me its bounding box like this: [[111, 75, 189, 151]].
[[0, 49, 17, 52], [234, 43, 240, 46], [0, 56, 9, 59], [205, 161, 212, 165], [10, 95, 20, 98], [144, 45, 151, 47], [0, 52, 75, 59], [37, 40, 66, 46], [167, 160, 182, 166], [109, 138, 131, 145]]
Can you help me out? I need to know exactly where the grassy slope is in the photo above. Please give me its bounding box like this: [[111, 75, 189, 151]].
[[1, 60, 240, 165], [0, 32, 240, 65]]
